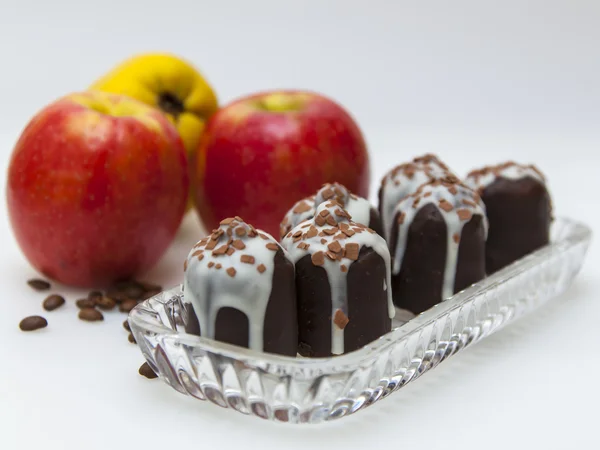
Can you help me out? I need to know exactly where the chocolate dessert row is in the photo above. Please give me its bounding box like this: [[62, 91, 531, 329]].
[[183, 201, 393, 358], [182, 154, 552, 359]]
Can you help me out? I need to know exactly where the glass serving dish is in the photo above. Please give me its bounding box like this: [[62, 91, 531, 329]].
[[129, 217, 592, 424]]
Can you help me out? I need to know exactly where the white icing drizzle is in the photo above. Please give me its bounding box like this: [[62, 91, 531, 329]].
[[379, 154, 454, 242], [183, 218, 289, 352], [282, 201, 394, 356], [279, 196, 315, 239], [280, 183, 373, 239], [391, 180, 488, 300], [465, 161, 546, 191]]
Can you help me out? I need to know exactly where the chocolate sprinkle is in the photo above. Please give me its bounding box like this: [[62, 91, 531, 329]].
[[311, 251, 325, 266], [457, 209, 473, 221], [334, 309, 349, 329], [240, 255, 255, 264], [439, 199, 453, 212], [293, 201, 312, 214], [232, 239, 246, 250], [257, 264, 266, 274], [345, 243, 360, 261], [266, 243, 279, 251], [328, 241, 342, 253]]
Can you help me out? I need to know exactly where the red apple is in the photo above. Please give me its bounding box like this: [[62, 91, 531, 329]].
[[6, 91, 189, 288], [192, 90, 370, 238]]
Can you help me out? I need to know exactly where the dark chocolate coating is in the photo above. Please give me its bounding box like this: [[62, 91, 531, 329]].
[[368, 207, 384, 238], [346, 246, 391, 352], [377, 184, 384, 223], [184, 249, 298, 356], [390, 203, 486, 315], [262, 249, 298, 356], [296, 247, 391, 357], [480, 177, 551, 274]]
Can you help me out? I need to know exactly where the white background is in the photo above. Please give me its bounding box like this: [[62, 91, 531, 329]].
[[1, 1, 599, 448]]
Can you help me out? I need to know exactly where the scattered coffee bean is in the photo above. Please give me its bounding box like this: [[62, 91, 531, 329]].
[[105, 290, 129, 302], [19, 315, 48, 331], [139, 362, 158, 379], [27, 278, 51, 291], [95, 296, 116, 311], [140, 289, 162, 300], [139, 281, 162, 293], [78, 308, 103, 322], [119, 299, 137, 313], [122, 284, 144, 300], [128, 333, 136, 344], [88, 290, 103, 301], [76, 298, 96, 309], [123, 320, 131, 332], [42, 294, 65, 311]]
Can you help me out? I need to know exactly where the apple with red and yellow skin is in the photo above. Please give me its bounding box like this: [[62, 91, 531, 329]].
[[6, 91, 189, 288], [192, 90, 370, 238]]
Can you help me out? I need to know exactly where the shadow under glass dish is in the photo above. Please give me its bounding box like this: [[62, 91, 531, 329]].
[[128, 217, 592, 424]]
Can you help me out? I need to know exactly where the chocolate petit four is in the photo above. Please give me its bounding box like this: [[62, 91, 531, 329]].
[[183, 217, 297, 356], [280, 183, 383, 239], [465, 162, 552, 274], [282, 201, 394, 357], [378, 154, 454, 242], [389, 178, 488, 315]]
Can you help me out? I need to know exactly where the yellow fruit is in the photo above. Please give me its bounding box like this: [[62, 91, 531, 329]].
[[89, 53, 218, 156]]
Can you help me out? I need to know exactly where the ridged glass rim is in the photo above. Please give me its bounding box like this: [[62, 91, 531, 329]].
[[129, 217, 592, 371]]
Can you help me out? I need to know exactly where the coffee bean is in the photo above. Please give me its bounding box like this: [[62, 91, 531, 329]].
[[27, 278, 51, 291], [78, 308, 103, 322], [95, 296, 116, 311], [19, 315, 48, 331], [128, 333, 136, 344], [42, 294, 65, 311], [105, 290, 129, 302], [122, 285, 145, 300], [138, 362, 158, 379], [119, 299, 137, 313], [88, 290, 103, 301], [139, 281, 162, 293], [140, 289, 162, 300], [123, 320, 131, 332], [76, 298, 96, 309]]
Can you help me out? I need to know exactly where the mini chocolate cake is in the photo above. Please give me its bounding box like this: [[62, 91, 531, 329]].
[[280, 183, 382, 240], [389, 178, 488, 315], [465, 162, 552, 274], [378, 154, 454, 242], [183, 217, 297, 356], [282, 201, 394, 357]]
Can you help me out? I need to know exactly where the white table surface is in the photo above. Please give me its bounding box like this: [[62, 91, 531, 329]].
[[1, 1, 599, 448]]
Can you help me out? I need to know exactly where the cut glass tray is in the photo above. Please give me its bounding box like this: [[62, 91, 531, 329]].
[[129, 217, 591, 424]]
